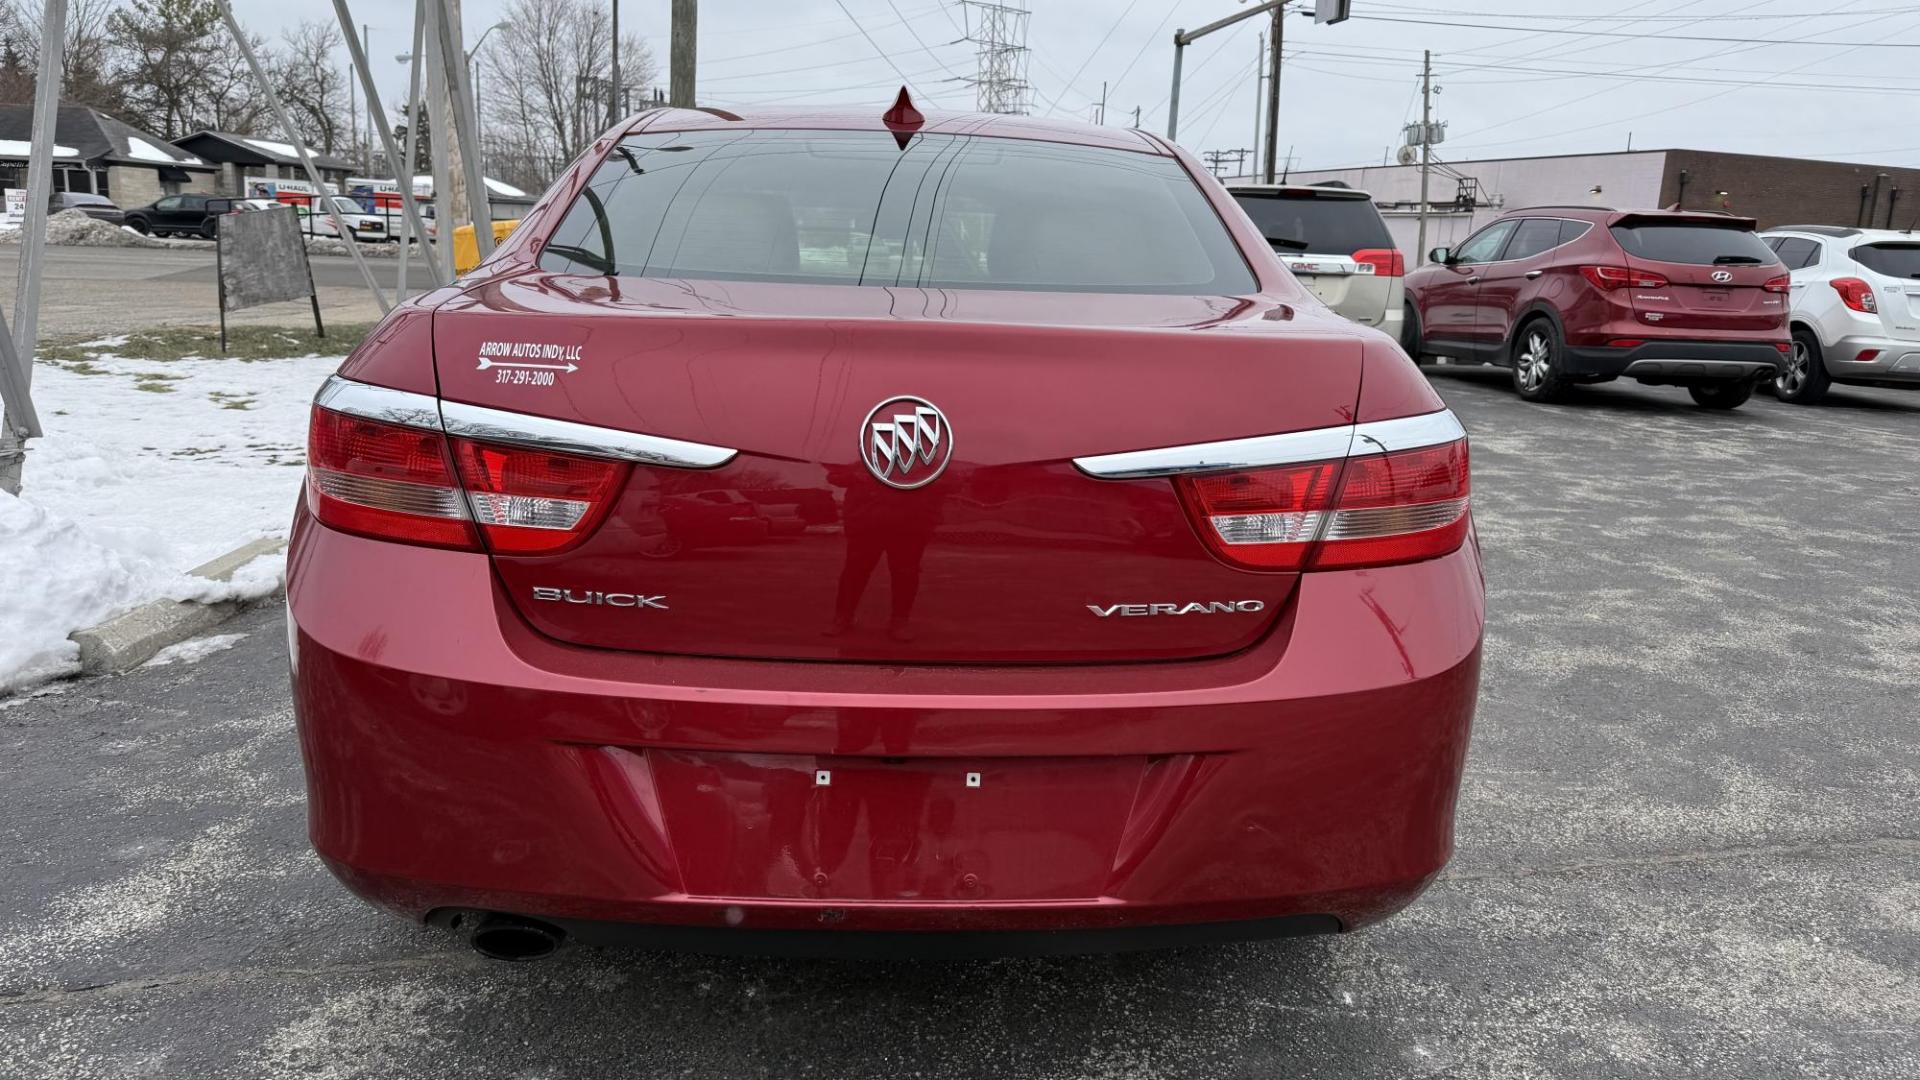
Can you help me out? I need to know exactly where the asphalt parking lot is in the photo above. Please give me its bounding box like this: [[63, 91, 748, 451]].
[[2, 370, 1916, 1080]]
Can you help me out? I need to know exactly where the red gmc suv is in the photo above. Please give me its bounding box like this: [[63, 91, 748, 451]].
[[1402, 207, 1790, 408], [288, 102, 1484, 959]]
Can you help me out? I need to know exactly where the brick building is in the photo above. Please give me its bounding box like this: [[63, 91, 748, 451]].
[[1259, 149, 1920, 260], [0, 104, 216, 207]]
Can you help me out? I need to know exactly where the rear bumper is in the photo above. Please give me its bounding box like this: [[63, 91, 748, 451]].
[[288, 510, 1484, 946], [1565, 340, 1786, 383], [1826, 335, 1920, 383]]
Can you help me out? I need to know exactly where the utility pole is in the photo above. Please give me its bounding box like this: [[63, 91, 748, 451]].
[[1167, 1, 1283, 143], [671, 0, 696, 107], [1416, 49, 1433, 267], [363, 24, 373, 172], [1262, 2, 1284, 183], [609, 0, 621, 126], [0, 0, 64, 494], [1252, 31, 1264, 179], [425, 0, 454, 277]]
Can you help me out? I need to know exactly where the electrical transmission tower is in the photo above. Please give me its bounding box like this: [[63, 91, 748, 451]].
[[961, 1, 1032, 114]]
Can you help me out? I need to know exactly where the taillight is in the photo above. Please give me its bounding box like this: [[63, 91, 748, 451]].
[[1353, 248, 1405, 277], [1176, 439, 1470, 572], [1580, 265, 1668, 290], [1832, 277, 1878, 313], [1763, 274, 1790, 293], [307, 405, 627, 555], [307, 406, 477, 549], [450, 438, 626, 555]]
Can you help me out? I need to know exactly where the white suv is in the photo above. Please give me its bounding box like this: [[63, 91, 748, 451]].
[[1759, 226, 1920, 403], [1227, 183, 1404, 340]]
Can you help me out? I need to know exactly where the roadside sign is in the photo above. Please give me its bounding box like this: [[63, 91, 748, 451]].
[[216, 204, 324, 352], [2, 189, 24, 229], [1315, 0, 1352, 25]]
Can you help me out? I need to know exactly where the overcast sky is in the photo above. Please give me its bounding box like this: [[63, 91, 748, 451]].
[[228, 0, 1920, 173]]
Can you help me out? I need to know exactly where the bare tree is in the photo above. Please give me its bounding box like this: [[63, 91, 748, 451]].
[[480, 0, 655, 192], [107, 0, 223, 138], [0, 0, 125, 111], [275, 20, 349, 154]]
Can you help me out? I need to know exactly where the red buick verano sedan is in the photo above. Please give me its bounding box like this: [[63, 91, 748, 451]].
[[288, 101, 1484, 959]]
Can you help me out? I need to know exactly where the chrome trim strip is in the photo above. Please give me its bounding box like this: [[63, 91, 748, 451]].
[[313, 375, 738, 470], [438, 400, 737, 469], [1073, 409, 1465, 480], [313, 375, 443, 431], [1347, 409, 1468, 456]]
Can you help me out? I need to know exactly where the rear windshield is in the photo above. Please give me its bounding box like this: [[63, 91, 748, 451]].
[[1608, 222, 1779, 266], [539, 130, 1256, 295], [1851, 243, 1920, 278], [1229, 190, 1394, 254]]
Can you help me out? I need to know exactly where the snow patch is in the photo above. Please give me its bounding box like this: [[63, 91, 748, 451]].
[[0, 139, 79, 158], [242, 137, 300, 158], [0, 493, 168, 691], [124, 136, 187, 163], [0, 348, 339, 693], [144, 632, 248, 667]]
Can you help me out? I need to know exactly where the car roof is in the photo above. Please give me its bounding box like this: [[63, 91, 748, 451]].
[[624, 105, 1167, 156], [1225, 183, 1375, 200], [1497, 206, 1759, 229], [1764, 225, 1918, 242]]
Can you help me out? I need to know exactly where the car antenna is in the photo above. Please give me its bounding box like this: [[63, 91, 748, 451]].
[[883, 86, 924, 151]]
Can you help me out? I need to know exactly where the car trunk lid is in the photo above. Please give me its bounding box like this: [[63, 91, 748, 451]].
[[1610, 214, 1787, 333], [433, 275, 1363, 664], [1851, 242, 1920, 341]]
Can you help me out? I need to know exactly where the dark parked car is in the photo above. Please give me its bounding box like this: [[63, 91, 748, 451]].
[[122, 194, 237, 239], [50, 192, 124, 227], [1402, 206, 1790, 408]]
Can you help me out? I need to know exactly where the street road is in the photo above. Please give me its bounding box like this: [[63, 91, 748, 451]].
[[2, 373, 1917, 1079], [0, 245, 412, 339]]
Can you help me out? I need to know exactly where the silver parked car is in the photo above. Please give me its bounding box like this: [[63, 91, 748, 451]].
[[1226, 182, 1405, 339], [50, 191, 124, 227]]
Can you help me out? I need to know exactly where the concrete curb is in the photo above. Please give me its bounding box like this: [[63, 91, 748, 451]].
[[69, 537, 287, 676]]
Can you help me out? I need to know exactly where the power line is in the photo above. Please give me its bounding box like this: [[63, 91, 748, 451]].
[[884, 0, 967, 79], [1442, 4, 1909, 146], [1365, 2, 1915, 21], [1445, 17, 1917, 155], [704, 6, 949, 64], [1041, 0, 1144, 117], [832, 0, 929, 97], [1348, 13, 1920, 47]]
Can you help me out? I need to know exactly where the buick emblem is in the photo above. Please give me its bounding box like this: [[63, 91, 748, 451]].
[[860, 396, 952, 489], [1710, 269, 1733, 283]]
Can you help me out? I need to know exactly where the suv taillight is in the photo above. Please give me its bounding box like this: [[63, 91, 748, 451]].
[[1763, 274, 1790, 294], [1175, 439, 1470, 572], [1580, 265, 1669, 290], [1831, 277, 1878, 313], [1353, 248, 1405, 277], [307, 406, 627, 555]]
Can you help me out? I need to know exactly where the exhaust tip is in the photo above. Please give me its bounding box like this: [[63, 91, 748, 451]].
[[462, 912, 565, 962]]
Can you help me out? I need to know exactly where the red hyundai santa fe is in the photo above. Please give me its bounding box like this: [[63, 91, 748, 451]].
[[1402, 206, 1790, 408], [288, 101, 1484, 959]]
